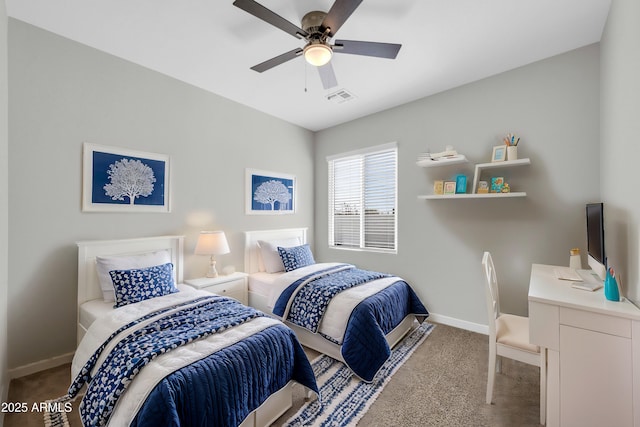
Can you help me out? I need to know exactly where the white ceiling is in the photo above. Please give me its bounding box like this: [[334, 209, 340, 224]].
[[6, 0, 611, 131]]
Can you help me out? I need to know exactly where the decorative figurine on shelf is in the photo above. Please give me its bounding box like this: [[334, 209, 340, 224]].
[[501, 183, 510, 193], [429, 145, 458, 159], [455, 175, 467, 194]]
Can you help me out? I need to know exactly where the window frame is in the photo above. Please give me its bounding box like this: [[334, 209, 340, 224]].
[[327, 142, 398, 254]]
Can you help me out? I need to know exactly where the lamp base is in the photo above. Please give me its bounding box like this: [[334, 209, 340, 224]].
[[205, 256, 219, 278]]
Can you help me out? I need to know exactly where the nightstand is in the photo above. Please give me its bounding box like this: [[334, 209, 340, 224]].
[[184, 272, 248, 305]]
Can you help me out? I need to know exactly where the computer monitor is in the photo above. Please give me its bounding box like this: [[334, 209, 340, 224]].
[[586, 202, 606, 281]]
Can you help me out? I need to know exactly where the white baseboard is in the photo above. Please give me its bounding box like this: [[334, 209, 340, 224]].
[[8, 352, 74, 379], [428, 312, 488, 335]]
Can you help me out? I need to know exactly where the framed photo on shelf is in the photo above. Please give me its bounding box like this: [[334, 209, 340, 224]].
[[433, 180, 444, 195], [491, 145, 507, 162], [245, 169, 295, 214], [82, 143, 171, 213], [444, 181, 457, 195], [490, 177, 505, 193]]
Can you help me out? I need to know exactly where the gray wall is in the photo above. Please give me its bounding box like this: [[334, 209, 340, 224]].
[[315, 45, 601, 327], [600, 0, 640, 304], [6, 8, 625, 371], [1, 0, 9, 413], [7, 19, 314, 369]]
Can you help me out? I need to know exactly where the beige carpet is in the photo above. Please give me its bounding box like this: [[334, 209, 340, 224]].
[[5, 323, 541, 427]]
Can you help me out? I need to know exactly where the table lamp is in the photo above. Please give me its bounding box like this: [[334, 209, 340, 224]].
[[194, 231, 230, 278]]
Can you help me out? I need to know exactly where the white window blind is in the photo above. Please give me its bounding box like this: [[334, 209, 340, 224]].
[[328, 143, 397, 252]]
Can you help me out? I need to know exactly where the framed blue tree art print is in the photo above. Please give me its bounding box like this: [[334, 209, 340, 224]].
[[82, 143, 171, 212], [245, 169, 295, 215]]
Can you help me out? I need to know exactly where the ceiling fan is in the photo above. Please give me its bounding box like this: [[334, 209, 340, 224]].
[[232, 0, 402, 90]]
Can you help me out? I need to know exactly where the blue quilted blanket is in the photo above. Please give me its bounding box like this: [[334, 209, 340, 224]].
[[131, 323, 315, 427], [273, 265, 429, 382], [70, 295, 317, 426]]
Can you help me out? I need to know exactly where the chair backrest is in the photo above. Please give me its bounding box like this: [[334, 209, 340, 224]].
[[482, 251, 500, 338]]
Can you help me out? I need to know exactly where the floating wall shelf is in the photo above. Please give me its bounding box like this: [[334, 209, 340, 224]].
[[415, 155, 468, 168], [418, 192, 527, 200], [418, 157, 531, 200]]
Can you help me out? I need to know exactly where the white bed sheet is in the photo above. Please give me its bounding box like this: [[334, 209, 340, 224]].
[[248, 272, 283, 300], [79, 283, 194, 330]]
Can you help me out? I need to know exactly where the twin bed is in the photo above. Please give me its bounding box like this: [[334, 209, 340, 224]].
[[74, 235, 316, 427], [73, 230, 428, 426], [244, 228, 428, 382]]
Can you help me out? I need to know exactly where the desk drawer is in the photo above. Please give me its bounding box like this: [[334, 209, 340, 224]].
[[560, 307, 631, 338]]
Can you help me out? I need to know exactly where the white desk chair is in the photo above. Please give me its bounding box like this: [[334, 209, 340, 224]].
[[482, 251, 546, 425]]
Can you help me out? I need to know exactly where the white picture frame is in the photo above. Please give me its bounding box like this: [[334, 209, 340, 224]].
[[245, 169, 295, 215], [491, 145, 507, 162], [82, 143, 171, 213], [443, 181, 457, 195]]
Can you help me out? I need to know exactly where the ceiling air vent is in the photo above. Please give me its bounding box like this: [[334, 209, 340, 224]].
[[327, 89, 356, 104]]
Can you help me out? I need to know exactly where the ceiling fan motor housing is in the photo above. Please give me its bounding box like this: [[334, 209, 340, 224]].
[[301, 11, 333, 66], [302, 11, 328, 40]]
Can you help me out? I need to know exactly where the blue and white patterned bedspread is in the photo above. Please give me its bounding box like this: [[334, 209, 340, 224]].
[[70, 292, 317, 426], [275, 265, 389, 332], [272, 264, 429, 382]]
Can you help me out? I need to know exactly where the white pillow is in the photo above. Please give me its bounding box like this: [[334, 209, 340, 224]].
[[96, 250, 172, 302], [257, 238, 301, 273]]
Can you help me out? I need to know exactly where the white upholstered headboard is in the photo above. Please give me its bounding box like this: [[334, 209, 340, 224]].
[[76, 235, 184, 307], [244, 228, 307, 274]]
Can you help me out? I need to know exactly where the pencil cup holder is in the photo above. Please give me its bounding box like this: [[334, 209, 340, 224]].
[[507, 146, 518, 161]]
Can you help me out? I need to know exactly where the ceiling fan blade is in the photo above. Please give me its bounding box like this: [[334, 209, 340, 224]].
[[321, 0, 363, 38], [250, 48, 303, 73], [233, 0, 308, 39], [333, 40, 402, 59], [317, 63, 338, 90]]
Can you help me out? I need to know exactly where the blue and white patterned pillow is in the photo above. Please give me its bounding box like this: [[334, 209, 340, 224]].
[[109, 262, 178, 308], [277, 244, 315, 272]]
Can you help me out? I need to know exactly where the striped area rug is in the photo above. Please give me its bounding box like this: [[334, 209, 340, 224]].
[[43, 395, 73, 427], [284, 322, 435, 427]]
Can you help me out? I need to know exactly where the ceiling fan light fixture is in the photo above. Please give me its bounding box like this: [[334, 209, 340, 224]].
[[304, 43, 332, 67]]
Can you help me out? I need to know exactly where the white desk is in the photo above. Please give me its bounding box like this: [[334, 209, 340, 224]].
[[528, 264, 640, 427]]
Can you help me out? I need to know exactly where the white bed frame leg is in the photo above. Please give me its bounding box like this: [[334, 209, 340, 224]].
[[305, 387, 317, 402]]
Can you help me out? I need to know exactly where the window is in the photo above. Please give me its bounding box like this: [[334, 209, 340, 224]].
[[328, 142, 397, 252]]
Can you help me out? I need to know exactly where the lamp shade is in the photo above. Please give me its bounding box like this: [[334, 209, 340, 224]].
[[194, 231, 230, 256]]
